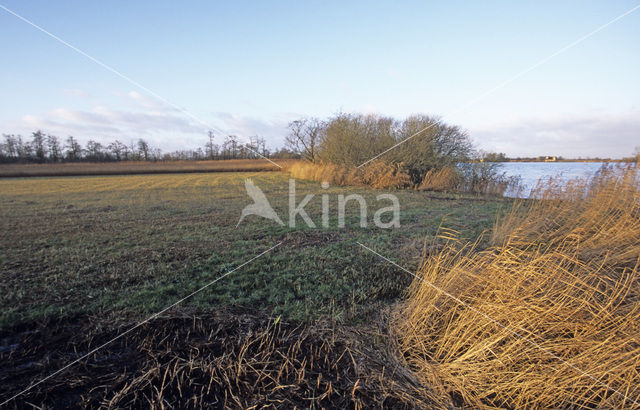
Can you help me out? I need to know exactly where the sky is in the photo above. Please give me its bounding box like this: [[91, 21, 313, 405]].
[[1, 0, 639, 158]]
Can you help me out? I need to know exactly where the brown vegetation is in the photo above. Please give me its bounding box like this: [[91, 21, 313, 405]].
[[0, 159, 298, 177], [419, 164, 522, 196], [284, 113, 472, 185], [417, 166, 463, 192], [397, 164, 640, 408], [288, 160, 520, 196], [286, 160, 411, 189], [1, 309, 440, 408]]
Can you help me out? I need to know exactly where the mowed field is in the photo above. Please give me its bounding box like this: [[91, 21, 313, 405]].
[[0, 171, 510, 407], [0, 159, 294, 177]]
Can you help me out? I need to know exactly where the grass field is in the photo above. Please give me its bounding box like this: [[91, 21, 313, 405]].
[[0, 172, 507, 327], [0, 171, 508, 407]]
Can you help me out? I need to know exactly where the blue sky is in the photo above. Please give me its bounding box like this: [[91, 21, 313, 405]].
[[1, 1, 639, 157]]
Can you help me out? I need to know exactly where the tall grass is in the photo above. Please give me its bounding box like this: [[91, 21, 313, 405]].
[[286, 160, 411, 189], [397, 164, 640, 408], [288, 160, 520, 195], [418, 166, 463, 192]]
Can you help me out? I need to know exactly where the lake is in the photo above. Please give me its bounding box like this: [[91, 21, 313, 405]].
[[496, 162, 614, 198]]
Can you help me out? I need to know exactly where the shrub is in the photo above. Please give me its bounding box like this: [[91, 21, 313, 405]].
[[417, 163, 522, 196], [458, 162, 522, 196], [286, 113, 473, 186]]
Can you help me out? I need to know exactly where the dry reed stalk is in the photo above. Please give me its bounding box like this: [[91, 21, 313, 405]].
[[397, 164, 640, 408], [2, 309, 441, 408], [418, 166, 463, 192], [286, 160, 410, 189]]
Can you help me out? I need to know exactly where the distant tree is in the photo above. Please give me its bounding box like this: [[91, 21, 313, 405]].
[[2, 134, 19, 162], [85, 140, 105, 161], [258, 136, 269, 158], [483, 152, 508, 162], [205, 131, 216, 159], [271, 147, 299, 159], [65, 136, 82, 161], [230, 135, 239, 159], [47, 134, 62, 162], [107, 140, 128, 161], [150, 147, 162, 161], [0, 137, 8, 163], [222, 135, 239, 159], [137, 139, 150, 161], [14, 135, 31, 160], [285, 118, 323, 162], [31, 130, 46, 162]]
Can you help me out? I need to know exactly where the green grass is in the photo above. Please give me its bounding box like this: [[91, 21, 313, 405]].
[[0, 172, 510, 328]]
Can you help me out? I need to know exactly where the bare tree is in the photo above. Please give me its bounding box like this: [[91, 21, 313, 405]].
[[2, 134, 18, 161], [85, 140, 105, 161], [206, 131, 216, 159], [285, 118, 323, 162], [137, 139, 150, 161], [47, 134, 61, 162], [222, 135, 239, 159], [65, 136, 82, 161], [31, 130, 46, 162], [108, 140, 128, 161]]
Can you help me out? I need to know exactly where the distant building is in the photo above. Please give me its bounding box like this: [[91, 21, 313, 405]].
[[544, 156, 557, 162]]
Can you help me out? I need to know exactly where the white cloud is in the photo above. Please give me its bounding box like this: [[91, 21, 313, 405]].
[[7, 89, 299, 152], [4, 89, 209, 149], [471, 110, 640, 158], [125, 91, 180, 113], [21, 106, 203, 134], [11, 103, 206, 152], [211, 112, 297, 148]]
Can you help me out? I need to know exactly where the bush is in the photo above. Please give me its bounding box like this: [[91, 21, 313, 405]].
[[286, 113, 473, 186], [459, 162, 522, 196], [416, 163, 522, 196], [390, 115, 472, 185]]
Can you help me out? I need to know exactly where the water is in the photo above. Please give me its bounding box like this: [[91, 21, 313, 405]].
[[497, 162, 611, 198]]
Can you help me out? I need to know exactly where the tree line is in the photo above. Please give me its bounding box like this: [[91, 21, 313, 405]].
[[0, 131, 298, 163], [0, 113, 474, 185], [6, 116, 633, 170]]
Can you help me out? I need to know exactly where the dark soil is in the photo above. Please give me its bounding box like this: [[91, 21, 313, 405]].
[[1, 308, 442, 409]]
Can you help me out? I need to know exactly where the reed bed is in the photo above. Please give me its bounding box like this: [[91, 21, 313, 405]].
[[288, 161, 519, 196], [397, 164, 640, 408], [418, 166, 463, 192], [286, 160, 411, 189]]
